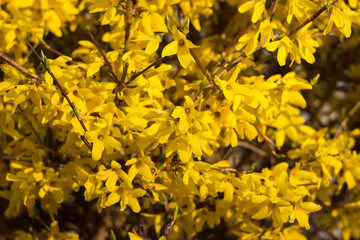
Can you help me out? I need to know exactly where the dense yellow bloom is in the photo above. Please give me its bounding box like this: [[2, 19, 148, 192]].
[[1, 0, 360, 238], [162, 26, 199, 69], [84, 127, 122, 161], [238, 0, 266, 23], [172, 95, 201, 134]]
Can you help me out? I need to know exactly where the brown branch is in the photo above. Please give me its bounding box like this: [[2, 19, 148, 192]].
[[121, 62, 129, 84], [0, 51, 42, 83], [216, 53, 246, 79], [124, 0, 133, 53], [18, 106, 42, 143], [270, 0, 280, 22], [211, 26, 250, 76], [296, 183, 317, 187], [335, 101, 360, 138], [43, 45, 78, 65], [255, 125, 278, 156], [25, 39, 88, 133], [0, 155, 32, 162], [190, 48, 215, 86], [238, 141, 267, 157], [287, 0, 338, 37], [217, 1, 338, 78], [85, 29, 121, 85], [23, 43, 39, 64], [124, 57, 165, 87]]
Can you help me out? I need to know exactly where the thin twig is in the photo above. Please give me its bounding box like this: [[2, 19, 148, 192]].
[[238, 141, 267, 157], [154, 162, 171, 180], [121, 62, 129, 84], [144, 139, 160, 156], [125, 57, 165, 87], [114, 62, 129, 102], [287, 0, 338, 37], [0, 51, 42, 83], [25, 39, 88, 133], [335, 101, 360, 138], [190, 48, 215, 86], [23, 43, 39, 63], [44, 45, 79, 65], [211, 26, 250, 76], [0, 155, 32, 162], [255, 125, 278, 156], [124, 0, 133, 53], [296, 183, 317, 187], [18, 106, 42, 143], [80, 135, 93, 150], [85, 29, 121, 85], [216, 53, 246, 79], [270, 0, 280, 22], [217, 0, 338, 79]]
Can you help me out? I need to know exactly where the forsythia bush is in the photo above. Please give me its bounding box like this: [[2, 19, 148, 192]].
[[1, 0, 360, 239]]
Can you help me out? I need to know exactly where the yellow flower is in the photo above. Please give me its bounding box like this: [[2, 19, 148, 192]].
[[215, 67, 251, 102], [172, 95, 201, 134], [105, 184, 146, 212], [84, 127, 122, 161], [162, 26, 199, 69], [238, 0, 266, 23], [266, 36, 299, 66]]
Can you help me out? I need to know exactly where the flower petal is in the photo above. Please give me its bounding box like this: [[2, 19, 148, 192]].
[[162, 41, 177, 57], [177, 44, 192, 69], [103, 136, 122, 151], [92, 139, 104, 161]]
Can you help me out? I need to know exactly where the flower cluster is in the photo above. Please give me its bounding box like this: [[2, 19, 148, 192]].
[[1, 0, 360, 239]]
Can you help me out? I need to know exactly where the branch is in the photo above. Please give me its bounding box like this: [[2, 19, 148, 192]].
[[23, 42, 111, 170], [18, 106, 42, 143], [0, 51, 42, 83], [335, 101, 360, 138], [255, 125, 279, 157], [238, 141, 267, 157], [269, 0, 280, 22], [124, 57, 165, 87], [124, 0, 133, 53], [190, 48, 215, 86], [217, 0, 338, 78], [85, 29, 121, 85], [25, 39, 88, 133], [0, 155, 32, 162], [287, 0, 338, 37], [211, 26, 250, 76], [38, 37, 79, 65]]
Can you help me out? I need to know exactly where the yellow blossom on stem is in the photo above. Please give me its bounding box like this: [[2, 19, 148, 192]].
[[162, 26, 199, 69], [172, 95, 201, 134], [84, 127, 122, 161]]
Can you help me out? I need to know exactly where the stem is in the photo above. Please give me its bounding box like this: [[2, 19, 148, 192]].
[[218, 1, 337, 78], [85, 29, 121, 85], [335, 101, 360, 138], [211, 26, 249, 76], [120, 62, 129, 85], [255, 125, 278, 156], [270, 0, 280, 22], [25, 39, 88, 133], [287, 0, 338, 37], [189, 48, 215, 86], [18, 106, 42, 143], [0, 51, 42, 82], [238, 141, 267, 157], [124, 0, 133, 53], [0, 155, 32, 162], [125, 57, 165, 87], [44, 45, 79, 65], [23, 43, 39, 63]]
